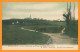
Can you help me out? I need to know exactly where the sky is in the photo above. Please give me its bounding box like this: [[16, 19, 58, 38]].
[[2, 2, 78, 20]]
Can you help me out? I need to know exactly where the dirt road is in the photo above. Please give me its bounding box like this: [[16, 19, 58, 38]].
[[43, 33, 78, 45]]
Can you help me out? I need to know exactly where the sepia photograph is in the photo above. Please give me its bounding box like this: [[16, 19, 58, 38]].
[[2, 2, 78, 50]]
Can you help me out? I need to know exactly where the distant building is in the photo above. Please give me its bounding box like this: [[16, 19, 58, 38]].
[[16, 21, 19, 23], [57, 19, 61, 21], [12, 22, 14, 24]]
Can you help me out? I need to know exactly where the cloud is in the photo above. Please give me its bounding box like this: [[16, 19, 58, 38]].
[[2, 8, 65, 20], [2, 2, 78, 20], [9, 3, 57, 10]]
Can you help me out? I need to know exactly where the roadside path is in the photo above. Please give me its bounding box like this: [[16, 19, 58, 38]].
[[43, 33, 78, 44]]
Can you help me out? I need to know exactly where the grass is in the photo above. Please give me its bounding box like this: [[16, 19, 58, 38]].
[[2, 19, 78, 44], [2, 19, 65, 45], [2, 25, 50, 45], [2, 19, 66, 33]]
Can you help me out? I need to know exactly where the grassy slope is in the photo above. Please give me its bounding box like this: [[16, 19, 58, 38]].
[[2, 25, 50, 45]]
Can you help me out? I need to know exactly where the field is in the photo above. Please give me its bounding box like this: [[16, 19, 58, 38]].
[[2, 18, 78, 45], [2, 25, 51, 45], [2, 19, 65, 33]]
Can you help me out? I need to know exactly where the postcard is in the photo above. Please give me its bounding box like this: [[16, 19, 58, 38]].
[[0, 0, 79, 52]]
